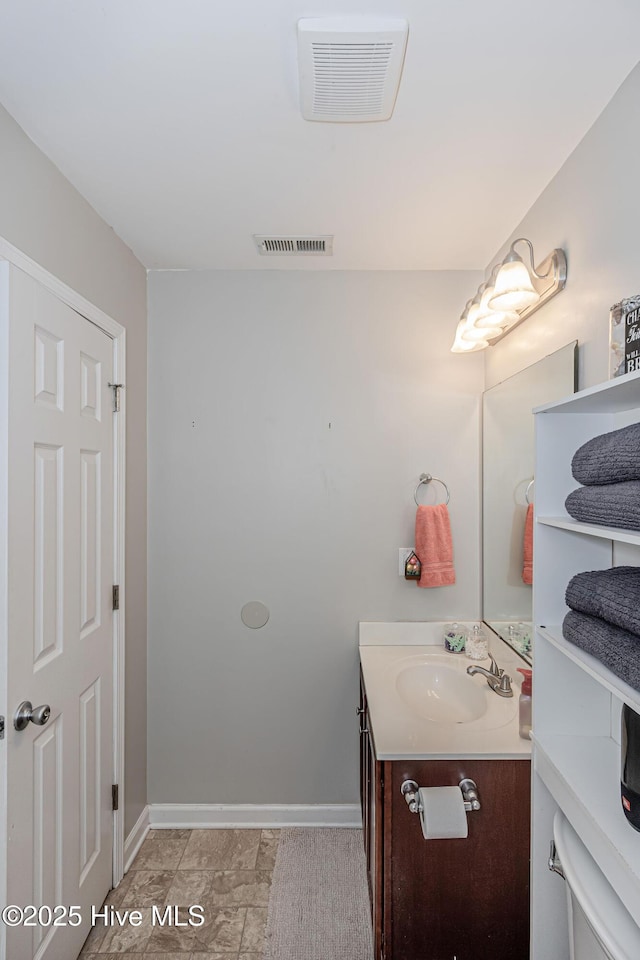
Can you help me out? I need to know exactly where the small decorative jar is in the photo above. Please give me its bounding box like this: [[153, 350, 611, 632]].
[[443, 622, 467, 654], [517, 622, 532, 654], [508, 622, 532, 656], [465, 623, 489, 660]]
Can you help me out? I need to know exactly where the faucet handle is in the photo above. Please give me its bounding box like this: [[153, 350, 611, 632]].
[[488, 652, 501, 677], [498, 673, 513, 696]]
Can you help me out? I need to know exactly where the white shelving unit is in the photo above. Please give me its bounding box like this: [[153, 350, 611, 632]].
[[538, 516, 640, 547], [532, 368, 640, 959]]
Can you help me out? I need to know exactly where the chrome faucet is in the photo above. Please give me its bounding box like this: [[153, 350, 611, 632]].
[[467, 652, 513, 697]]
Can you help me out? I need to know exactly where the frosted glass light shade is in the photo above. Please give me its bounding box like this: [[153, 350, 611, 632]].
[[451, 339, 486, 353], [465, 302, 482, 327], [451, 320, 487, 352], [488, 258, 540, 312], [461, 321, 502, 342], [464, 301, 502, 341], [474, 285, 518, 329]]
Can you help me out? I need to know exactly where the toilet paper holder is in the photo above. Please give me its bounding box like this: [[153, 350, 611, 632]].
[[401, 778, 481, 813]]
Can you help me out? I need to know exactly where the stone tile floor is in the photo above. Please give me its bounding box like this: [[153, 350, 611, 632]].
[[80, 828, 279, 959]]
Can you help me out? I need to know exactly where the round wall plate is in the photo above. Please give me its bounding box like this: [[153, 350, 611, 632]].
[[241, 601, 270, 629]]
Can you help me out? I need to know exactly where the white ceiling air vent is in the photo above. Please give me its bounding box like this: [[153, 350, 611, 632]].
[[297, 17, 409, 123], [253, 235, 334, 256]]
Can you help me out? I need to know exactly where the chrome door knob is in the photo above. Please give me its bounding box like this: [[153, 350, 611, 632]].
[[14, 701, 51, 731]]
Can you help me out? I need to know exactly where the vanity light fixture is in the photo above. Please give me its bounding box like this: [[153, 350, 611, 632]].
[[451, 238, 567, 353]]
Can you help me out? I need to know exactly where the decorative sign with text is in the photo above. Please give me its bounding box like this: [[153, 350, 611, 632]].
[[610, 294, 640, 377]]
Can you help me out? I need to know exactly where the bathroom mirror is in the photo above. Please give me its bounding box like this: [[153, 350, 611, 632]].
[[482, 341, 578, 662]]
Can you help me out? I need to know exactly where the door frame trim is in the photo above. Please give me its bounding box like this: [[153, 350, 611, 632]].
[[0, 235, 127, 890]]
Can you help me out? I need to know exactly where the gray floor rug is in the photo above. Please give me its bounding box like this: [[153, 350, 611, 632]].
[[263, 828, 374, 960]]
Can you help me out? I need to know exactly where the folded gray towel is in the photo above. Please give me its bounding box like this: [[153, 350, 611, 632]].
[[563, 610, 640, 691], [566, 567, 640, 637], [565, 481, 640, 530], [572, 421, 640, 485]]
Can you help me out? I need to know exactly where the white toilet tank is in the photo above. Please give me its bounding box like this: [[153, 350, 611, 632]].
[[553, 812, 640, 960]]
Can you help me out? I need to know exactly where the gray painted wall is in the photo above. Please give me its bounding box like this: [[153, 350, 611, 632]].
[[485, 61, 640, 391], [147, 269, 483, 804], [0, 104, 148, 835]]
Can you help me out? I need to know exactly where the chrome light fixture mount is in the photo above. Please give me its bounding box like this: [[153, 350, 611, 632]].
[[451, 238, 567, 354]]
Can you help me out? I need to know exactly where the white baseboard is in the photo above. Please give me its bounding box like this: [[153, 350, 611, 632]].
[[148, 803, 362, 830], [124, 805, 150, 872]]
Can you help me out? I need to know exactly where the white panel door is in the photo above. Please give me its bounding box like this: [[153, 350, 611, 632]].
[[4, 266, 114, 960]]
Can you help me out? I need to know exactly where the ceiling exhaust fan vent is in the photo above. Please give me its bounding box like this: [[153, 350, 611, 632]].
[[297, 17, 409, 123], [254, 235, 334, 256]]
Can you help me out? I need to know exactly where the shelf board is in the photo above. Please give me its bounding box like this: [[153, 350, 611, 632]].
[[538, 625, 640, 714], [534, 368, 640, 415], [537, 515, 640, 546], [534, 733, 640, 919]]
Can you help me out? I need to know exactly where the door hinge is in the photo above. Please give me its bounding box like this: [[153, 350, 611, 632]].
[[112, 784, 119, 811], [108, 382, 123, 413], [112, 585, 120, 610]]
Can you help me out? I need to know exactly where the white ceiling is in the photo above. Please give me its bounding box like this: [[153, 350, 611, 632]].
[[0, 1, 638, 271]]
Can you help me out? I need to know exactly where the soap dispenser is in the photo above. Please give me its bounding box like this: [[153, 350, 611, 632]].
[[517, 669, 532, 739]]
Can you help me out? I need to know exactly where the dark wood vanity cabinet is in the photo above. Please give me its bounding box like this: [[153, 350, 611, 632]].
[[359, 672, 531, 960], [359, 674, 384, 953]]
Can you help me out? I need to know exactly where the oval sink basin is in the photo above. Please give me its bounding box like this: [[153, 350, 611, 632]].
[[395, 662, 487, 724]]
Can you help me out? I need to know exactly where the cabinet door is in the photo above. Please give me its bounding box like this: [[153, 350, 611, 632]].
[[359, 671, 370, 863], [368, 742, 384, 959], [359, 673, 385, 959], [389, 759, 530, 960]]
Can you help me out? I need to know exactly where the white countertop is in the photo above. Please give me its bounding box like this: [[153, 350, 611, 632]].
[[359, 621, 532, 760]]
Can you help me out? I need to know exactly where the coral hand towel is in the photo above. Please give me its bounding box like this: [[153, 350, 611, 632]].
[[522, 502, 534, 585], [414, 504, 455, 587]]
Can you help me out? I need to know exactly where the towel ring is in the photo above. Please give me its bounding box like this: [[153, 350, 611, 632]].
[[525, 479, 535, 505], [414, 473, 450, 507]]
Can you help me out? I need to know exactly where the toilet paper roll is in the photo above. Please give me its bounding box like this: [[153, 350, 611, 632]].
[[418, 786, 468, 839]]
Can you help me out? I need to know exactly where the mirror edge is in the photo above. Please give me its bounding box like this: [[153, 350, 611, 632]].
[[482, 339, 579, 665]]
